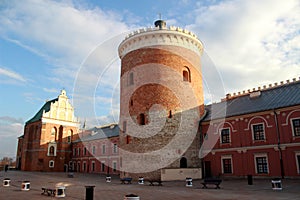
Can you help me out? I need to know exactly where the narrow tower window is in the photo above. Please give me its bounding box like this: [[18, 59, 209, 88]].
[[183, 67, 191, 82], [139, 113, 145, 125], [129, 72, 134, 85], [168, 110, 172, 118]]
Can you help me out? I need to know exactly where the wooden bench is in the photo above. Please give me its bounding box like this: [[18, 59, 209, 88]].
[[201, 178, 222, 189], [120, 177, 132, 184], [146, 179, 163, 186], [41, 187, 56, 196]]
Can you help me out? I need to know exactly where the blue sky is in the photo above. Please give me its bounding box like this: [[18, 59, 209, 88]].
[[0, 0, 299, 159]]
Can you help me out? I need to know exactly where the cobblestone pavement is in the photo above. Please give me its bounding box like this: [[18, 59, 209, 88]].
[[0, 170, 299, 200]]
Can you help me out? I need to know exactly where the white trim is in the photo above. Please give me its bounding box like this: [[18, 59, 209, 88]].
[[47, 142, 57, 156], [245, 116, 272, 131], [221, 155, 233, 174], [282, 109, 300, 126], [41, 117, 79, 127], [210, 142, 300, 154]]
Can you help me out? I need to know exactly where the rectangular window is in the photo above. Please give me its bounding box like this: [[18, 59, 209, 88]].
[[113, 162, 117, 172], [78, 148, 81, 156], [222, 158, 232, 174], [84, 147, 87, 155], [67, 136, 71, 143], [292, 119, 300, 136], [126, 135, 131, 144], [221, 128, 230, 143], [129, 72, 134, 85], [73, 148, 76, 156], [92, 162, 95, 172], [92, 146, 96, 154], [123, 121, 127, 133], [113, 144, 118, 153], [83, 162, 86, 172], [296, 154, 300, 174], [256, 156, 268, 174], [102, 145, 106, 154], [101, 162, 105, 172], [252, 124, 265, 141]]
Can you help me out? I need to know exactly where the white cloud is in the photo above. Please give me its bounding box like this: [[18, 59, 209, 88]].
[[0, 116, 23, 158], [0, 0, 129, 87], [187, 0, 300, 96], [0, 67, 27, 82]]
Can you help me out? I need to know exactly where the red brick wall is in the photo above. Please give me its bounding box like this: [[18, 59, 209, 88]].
[[201, 106, 300, 178]]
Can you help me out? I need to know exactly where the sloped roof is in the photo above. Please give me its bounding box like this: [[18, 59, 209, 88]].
[[203, 81, 300, 121], [26, 98, 58, 125], [74, 124, 119, 143]]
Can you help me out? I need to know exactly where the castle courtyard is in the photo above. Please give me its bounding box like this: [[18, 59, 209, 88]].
[[0, 170, 299, 200]]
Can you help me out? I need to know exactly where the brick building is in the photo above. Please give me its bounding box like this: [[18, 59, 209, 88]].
[[200, 79, 300, 178], [118, 19, 204, 180], [16, 90, 80, 171], [71, 124, 120, 175]]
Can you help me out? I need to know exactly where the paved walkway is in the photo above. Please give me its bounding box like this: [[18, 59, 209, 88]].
[[0, 170, 299, 200]]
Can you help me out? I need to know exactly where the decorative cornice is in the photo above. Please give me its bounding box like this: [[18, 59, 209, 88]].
[[118, 26, 203, 58]]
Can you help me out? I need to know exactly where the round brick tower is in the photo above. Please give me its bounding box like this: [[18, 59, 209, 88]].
[[118, 20, 204, 180]]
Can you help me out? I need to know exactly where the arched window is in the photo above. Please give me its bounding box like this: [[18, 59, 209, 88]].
[[129, 72, 134, 85], [180, 157, 187, 168], [48, 143, 57, 156], [49, 146, 55, 156], [168, 110, 172, 118], [51, 127, 57, 136], [139, 113, 145, 125], [67, 130, 73, 143], [183, 67, 191, 82]]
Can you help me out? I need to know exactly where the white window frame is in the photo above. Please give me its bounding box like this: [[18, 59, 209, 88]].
[[254, 153, 269, 174], [220, 128, 231, 144], [291, 118, 300, 137], [49, 160, 54, 168], [251, 123, 265, 141], [47, 143, 57, 156], [221, 155, 233, 174]]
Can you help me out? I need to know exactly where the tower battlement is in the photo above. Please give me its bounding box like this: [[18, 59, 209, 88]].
[[119, 21, 203, 59]]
